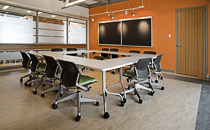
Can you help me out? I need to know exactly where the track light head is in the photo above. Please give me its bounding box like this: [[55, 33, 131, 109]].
[[131, 12, 135, 16], [110, 15, 114, 19]]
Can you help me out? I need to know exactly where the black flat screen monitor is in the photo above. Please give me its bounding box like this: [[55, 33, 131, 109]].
[[99, 22, 121, 45], [122, 18, 152, 46]]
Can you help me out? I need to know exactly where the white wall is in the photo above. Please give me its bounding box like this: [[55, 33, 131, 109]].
[[0, 0, 89, 18]]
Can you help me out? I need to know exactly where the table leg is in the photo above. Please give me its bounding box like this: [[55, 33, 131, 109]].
[[102, 71, 109, 119], [106, 67, 126, 105]]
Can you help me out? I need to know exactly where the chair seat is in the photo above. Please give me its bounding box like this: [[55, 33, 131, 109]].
[[66, 75, 97, 89], [123, 70, 146, 80], [149, 67, 161, 74]]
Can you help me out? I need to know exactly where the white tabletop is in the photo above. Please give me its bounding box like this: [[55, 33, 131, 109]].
[[32, 50, 156, 71]]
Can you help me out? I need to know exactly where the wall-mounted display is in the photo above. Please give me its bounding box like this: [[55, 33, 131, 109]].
[[98, 16, 152, 47]]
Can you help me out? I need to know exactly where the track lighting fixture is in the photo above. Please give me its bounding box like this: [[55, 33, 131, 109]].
[[131, 12, 135, 16], [110, 15, 114, 19]]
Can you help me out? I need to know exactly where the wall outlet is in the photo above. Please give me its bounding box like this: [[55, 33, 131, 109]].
[[125, 11, 128, 15]]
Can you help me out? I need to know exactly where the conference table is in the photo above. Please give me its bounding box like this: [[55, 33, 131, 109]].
[[32, 50, 156, 119]]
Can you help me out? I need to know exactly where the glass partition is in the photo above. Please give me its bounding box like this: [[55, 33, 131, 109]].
[[0, 6, 36, 43], [38, 12, 66, 44], [68, 18, 86, 44]]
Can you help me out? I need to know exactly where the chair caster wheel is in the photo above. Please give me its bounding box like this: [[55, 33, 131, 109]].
[[161, 77, 163, 80], [150, 91, 155, 96], [96, 101, 99, 106], [29, 76, 32, 79], [60, 94, 62, 97], [104, 112, 110, 119], [128, 85, 130, 90], [104, 92, 107, 97], [41, 93, 44, 97], [20, 78, 23, 82], [24, 83, 28, 86], [155, 80, 158, 83], [75, 116, 81, 122], [33, 91, 37, 94], [120, 101, 124, 107], [52, 103, 58, 109], [28, 83, 31, 87], [55, 90, 58, 93], [139, 98, 143, 104], [123, 98, 126, 103], [43, 84, 45, 87], [161, 86, 164, 90]]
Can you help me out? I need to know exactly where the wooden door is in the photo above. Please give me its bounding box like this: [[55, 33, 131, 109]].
[[176, 6, 207, 78]]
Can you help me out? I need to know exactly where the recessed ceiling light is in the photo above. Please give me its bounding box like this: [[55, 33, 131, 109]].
[[2, 5, 10, 10], [71, 19, 74, 21], [27, 11, 31, 13], [52, 15, 55, 17], [38, 12, 42, 14]]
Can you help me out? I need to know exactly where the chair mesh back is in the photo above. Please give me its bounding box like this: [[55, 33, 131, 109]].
[[20, 51, 30, 68], [51, 48, 63, 52], [43, 55, 58, 78], [58, 60, 80, 87], [110, 48, 118, 58], [101, 48, 109, 57], [28, 53, 39, 71], [135, 58, 151, 79], [129, 50, 140, 54], [143, 51, 156, 55], [154, 54, 163, 72], [67, 48, 77, 56]]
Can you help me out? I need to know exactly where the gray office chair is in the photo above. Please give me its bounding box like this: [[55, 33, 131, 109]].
[[52, 60, 99, 122], [121, 58, 155, 104], [19, 51, 33, 85], [94, 48, 109, 60], [26, 54, 46, 92], [124, 50, 141, 72], [40, 55, 61, 97], [150, 54, 164, 84], [67, 48, 77, 56], [143, 51, 156, 55], [51, 48, 63, 52]]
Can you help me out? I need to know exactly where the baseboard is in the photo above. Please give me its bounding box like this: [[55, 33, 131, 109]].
[[162, 69, 176, 73]]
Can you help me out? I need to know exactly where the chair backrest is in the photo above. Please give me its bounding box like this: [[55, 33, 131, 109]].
[[143, 51, 156, 55], [134, 58, 151, 79], [101, 48, 109, 57], [154, 54, 163, 72], [128, 50, 140, 57], [51, 48, 63, 52], [110, 48, 118, 58], [58, 60, 80, 87], [28, 53, 39, 72], [67, 48, 77, 56], [20, 51, 30, 68], [129, 50, 140, 54], [43, 55, 58, 78]]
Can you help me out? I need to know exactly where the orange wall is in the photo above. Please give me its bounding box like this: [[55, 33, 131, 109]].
[[89, 0, 210, 75]]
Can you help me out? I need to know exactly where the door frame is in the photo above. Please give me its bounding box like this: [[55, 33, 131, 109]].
[[175, 5, 208, 77]]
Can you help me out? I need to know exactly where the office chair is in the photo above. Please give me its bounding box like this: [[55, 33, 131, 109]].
[[150, 54, 164, 84], [121, 58, 155, 104], [27, 53, 46, 94], [51, 48, 63, 52], [94, 48, 109, 60], [51, 60, 99, 122], [19, 51, 34, 84], [124, 50, 141, 72], [40, 55, 61, 97], [67, 48, 77, 56], [143, 51, 156, 55]]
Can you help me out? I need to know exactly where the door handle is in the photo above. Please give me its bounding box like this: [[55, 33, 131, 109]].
[[177, 44, 182, 47]]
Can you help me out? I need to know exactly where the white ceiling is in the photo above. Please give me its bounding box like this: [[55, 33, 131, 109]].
[[0, 0, 89, 18]]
